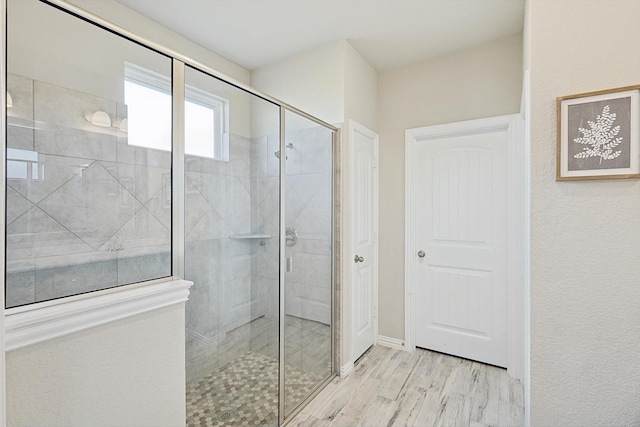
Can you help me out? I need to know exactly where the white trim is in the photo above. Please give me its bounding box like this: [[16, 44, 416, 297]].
[[0, 0, 7, 421], [404, 126, 417, 352], [523, 68, 532, 427], [340, 361, 354, 378], [125, 61, 230, 162], [404, 115, 525, 379], [507, 115, 526, 382], [348, 120, 379, 364], [377, 335, 405, 351], [5, 279, 192, 352]]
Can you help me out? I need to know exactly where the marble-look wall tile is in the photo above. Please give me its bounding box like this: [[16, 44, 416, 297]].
[[106, 162, 170, 206], [34, 80, 116, 134], [116, 137, 171, 169], [6, 186, 33, 225], [37, 161, 141, 250], [145, 180, 171, 229], [266, 134, 281, 177], [36, 127, 116, 163], [7, 74, 34, 151], [34, 81, 117, 162], [101, 207, 170, 251], [185, 184, 215, 241], [185, 239, 221, 338], [5, 77, 178, 306], [225, 134, 251, 178], [301, 126, 333, 174], [34, 258, 118, 303], [186, 330, 220, 384], [5, 270, 36, 308], [252, 125, 334, 324], [116, 251, 170, 285], [250, 136, 268, 178], [186, 171, 223, 213], [223, 176, 251, 235], [252, 242, 279, 281], [221, 276, 257, 332], [6, 206, 94, 261], [13, 154, 90, 205], [284, 129, 303, 176], [184, 154, 225, 175]]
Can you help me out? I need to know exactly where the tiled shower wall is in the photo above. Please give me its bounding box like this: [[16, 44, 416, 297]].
[[5, 74, 171, 308], [184, 135, 266, 383], [250, 126, 333, 330], [5, 73, 332, 385]]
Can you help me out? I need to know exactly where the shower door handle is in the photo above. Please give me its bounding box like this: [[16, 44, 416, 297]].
[[354, 255, 364, 263]]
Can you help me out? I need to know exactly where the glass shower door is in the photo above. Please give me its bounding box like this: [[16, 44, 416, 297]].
[[282, 110, 334, 418], [183, 65, 281, 427]]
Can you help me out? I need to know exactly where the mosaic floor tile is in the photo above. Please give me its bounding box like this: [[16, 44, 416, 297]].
[[186, 351, 323, 427]]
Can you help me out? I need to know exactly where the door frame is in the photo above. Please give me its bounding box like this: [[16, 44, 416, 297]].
[[404, 114, 525, 381], [344, 119, 379, 374]]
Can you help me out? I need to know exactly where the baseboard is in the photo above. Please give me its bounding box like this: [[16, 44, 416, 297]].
[[340, 361, 354, 378], [377, 335, 405, 351]]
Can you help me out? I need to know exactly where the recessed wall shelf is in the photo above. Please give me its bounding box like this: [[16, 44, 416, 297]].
[[228, 233, 272, 240]]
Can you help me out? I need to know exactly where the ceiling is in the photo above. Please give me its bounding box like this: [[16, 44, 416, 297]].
[[115, 0, 525, 71]]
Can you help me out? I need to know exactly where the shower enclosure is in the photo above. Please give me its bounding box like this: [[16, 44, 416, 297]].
[[182, 68, 336, 426], [4, 1, 337, 426]]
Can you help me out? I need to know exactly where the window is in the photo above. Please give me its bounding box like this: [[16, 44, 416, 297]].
[[125, 63, 229, 160]]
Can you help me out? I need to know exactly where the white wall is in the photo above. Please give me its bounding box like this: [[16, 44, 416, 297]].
[[377, 34, 523, 339], [529, 1, 640, 425], [70, 0, 250, 85], [251, 40, 346, 128], [6, 305, 186, 427], [344, 42, 378, 132]]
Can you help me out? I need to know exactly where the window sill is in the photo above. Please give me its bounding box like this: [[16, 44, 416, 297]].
[[5, 278, 193, 351]]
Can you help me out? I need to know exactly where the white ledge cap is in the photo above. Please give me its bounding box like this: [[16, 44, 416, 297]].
[[5, 279, 193, 351]]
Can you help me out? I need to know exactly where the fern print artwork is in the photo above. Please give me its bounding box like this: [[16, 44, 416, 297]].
[[566, 96, 631, 172], [573, 105, 622, 165]]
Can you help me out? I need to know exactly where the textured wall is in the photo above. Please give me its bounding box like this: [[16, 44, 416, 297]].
[[6, 305, 187, 427], [376, 35, 523, 339], [530, 0, 640, 425]]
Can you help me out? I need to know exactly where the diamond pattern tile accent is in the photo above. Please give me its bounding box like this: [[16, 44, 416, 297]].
[[38, 161, 141, 250]]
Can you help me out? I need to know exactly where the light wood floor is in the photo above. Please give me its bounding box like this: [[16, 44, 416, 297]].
[[289, 345, 524, 427]]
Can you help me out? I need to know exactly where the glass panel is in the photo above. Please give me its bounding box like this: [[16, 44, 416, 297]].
[[5, 0, 172, 308], [183, 65, 280, 427], [283, 110, 334, 417]]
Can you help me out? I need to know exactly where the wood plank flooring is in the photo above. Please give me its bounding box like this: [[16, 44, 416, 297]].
[[288, 345, 524, 427]]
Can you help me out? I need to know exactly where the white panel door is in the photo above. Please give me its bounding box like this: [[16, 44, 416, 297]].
[[351, 123, 378, 361], [414, 130, 508, 367]]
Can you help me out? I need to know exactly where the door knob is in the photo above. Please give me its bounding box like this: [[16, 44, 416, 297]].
[[417, 250, 426, 258], [354, 255, 364, 263]]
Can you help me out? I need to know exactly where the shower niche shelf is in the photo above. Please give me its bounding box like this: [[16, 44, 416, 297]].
[[228, 233, 272, 240]]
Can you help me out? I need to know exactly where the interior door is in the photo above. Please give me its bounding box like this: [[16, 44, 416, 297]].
[[351, 122, 378, 362], [414, 128, 508, 367]]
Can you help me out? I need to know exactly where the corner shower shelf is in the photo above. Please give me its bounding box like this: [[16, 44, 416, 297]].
[[228, 233, 272, 240]]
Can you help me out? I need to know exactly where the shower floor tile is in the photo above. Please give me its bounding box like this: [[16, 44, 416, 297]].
[[186, 351, 324, 427]]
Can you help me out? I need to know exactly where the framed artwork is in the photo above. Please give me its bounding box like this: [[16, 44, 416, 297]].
[[557, 86, 640, 180]]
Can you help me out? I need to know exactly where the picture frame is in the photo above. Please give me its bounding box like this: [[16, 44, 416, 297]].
[[557, 85, 640, 181]]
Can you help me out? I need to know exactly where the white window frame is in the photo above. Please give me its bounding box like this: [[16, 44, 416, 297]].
[[124, 62, 229, 161]]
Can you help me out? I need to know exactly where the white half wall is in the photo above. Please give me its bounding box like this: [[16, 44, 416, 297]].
[[6, 304, 186, 427], [529, 1, 640, 425], [377, 34, 523, 340]]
